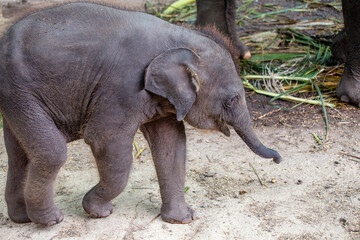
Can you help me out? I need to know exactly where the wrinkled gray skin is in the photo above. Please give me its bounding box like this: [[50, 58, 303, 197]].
[[0, 2, 282, 226], [195, 0, 251, 59], [331, 0, 360, 105]]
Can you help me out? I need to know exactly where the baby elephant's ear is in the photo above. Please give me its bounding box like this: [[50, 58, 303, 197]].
[[145, 48, 201, 121]]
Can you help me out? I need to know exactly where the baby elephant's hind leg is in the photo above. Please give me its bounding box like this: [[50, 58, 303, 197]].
[[4, 105, 68, 226], [4, 119, 31, 223]]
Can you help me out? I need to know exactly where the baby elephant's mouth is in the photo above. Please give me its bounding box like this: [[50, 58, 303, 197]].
[[217, 121, 231, 137]]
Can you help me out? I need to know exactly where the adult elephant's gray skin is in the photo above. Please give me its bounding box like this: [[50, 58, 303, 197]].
[[195, 0, 251, 59], [331, 0, 360, 105], [0, 2, 282, 226]]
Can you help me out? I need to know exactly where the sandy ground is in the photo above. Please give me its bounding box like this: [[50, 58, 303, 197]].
[[0, 0, 360, 240], [1, 119, 360, 239]]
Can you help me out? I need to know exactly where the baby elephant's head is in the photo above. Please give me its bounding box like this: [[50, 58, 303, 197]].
[[145, 46, 282, 164]]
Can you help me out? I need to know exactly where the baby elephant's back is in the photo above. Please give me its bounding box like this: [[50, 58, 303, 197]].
[[0, 2, 168, 86], [0, 2, 171, 111]]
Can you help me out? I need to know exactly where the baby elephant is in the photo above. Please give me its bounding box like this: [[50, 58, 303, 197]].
[[0, 2, 282, 226]]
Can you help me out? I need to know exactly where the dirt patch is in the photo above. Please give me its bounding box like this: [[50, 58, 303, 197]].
[[0, 0, 360, 240], [3, 120, 360, 239], [247, 91, 360, 129]]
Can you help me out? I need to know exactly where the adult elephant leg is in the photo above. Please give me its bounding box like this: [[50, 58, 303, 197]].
[[336, 0, 360, 105], [331, 29, 347, 63], [140, 115, 195, 224], [195, 0, 250, 59]]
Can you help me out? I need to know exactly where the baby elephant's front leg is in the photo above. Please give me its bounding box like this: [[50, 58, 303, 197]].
[[83, 135, 133, 218], [141, 115, 195, 224]]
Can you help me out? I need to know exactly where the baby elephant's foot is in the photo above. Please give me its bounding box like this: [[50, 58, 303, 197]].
[[27, 206, 64, 226], [7, 202, 31, 223], [161, 202, 196, 224], [82, 191, 113, 218]]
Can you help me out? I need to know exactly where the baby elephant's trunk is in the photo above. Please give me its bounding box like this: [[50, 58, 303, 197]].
[[231, 112, 282, 164], [234, 128, 282, 164]]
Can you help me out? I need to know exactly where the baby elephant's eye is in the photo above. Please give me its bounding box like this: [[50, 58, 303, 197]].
[[224, 96, 238, 108]]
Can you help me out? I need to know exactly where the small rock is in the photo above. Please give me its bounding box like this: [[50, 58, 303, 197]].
[[202, 172, 215, 178], [239, 190, 247, 195], [200, 203, 208, 208], [339, 218, 347, 226], [296, 180, 303, 185], [142, 149, 149, 156]]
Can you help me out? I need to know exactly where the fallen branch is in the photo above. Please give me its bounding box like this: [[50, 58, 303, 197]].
[[242, 81, 337, 108], [150, 214, 161, 223], [244, 74, 313, 82], [249, 163, 267, 187], [254, 108, 281, 121], [340, 152, 360, 162]]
